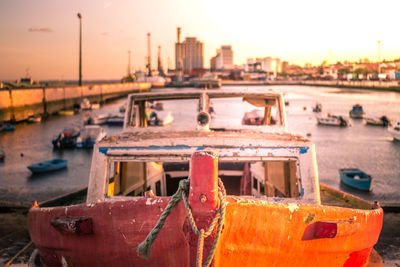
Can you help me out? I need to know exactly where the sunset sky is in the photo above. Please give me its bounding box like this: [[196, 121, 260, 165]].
[[1, 0, 399, 80]]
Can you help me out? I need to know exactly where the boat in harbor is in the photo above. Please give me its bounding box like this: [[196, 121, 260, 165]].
[[364, 115, 391, 127], [312, 103, 322, 113], [28, 90, 383, 267], [80, 98, 91, 110], [388, 122, 400, 141], [76, 125, 106, 148], [190, 72, 222, 89], [339, 168, 373, 191], [27, 159, 68, 174], [27, 115, 42, 123], [58, 109, 75, 116], [349, 104, 365, 119], [52, 127, 80, 149], [1, 123, 15, 131], [317, 113, 349, 127], [241, 109, 265, 125], [147, 110, 174, 126], [106, 114, 125, 126]]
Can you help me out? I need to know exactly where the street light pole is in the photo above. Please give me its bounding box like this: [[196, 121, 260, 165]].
[[77, 13, 82, 86], [377, 40, 381, 74]]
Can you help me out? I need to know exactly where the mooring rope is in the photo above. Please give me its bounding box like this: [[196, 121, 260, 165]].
[[137, 178, 227, 267]]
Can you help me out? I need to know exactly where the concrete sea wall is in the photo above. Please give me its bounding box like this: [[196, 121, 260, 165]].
[[0, 82, 151, 122]]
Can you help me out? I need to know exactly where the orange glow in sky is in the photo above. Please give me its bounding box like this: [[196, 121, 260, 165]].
[[0, 0, 399, 80]]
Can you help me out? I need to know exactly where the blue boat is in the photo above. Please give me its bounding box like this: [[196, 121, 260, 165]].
[[52, 127, 80, 149], [2, 123, 15, 131], [339, 168, 372, 191], [27, 159, 68, 173], [349, 104, 365, 119]]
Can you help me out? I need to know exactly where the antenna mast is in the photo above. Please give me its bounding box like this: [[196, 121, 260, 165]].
[[157, 46, 165, 77], [146, 33, 152, 77]]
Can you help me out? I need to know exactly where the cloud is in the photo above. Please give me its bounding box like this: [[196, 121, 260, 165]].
[[28, 28, 53, 33], [101, 32, 109, 36]]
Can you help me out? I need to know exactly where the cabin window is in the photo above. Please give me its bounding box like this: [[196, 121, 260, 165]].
[[253, 177, 258, 190], [106, 159, 301, 199], [125, 95, 283, 129], [155, 180, 161, 196]]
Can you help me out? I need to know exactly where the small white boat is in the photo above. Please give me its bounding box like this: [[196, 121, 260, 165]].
[[80, 98, 91, 110], [242, 109, 264, 125], [76, 125, 106, 148], [147, 110, 174, 126], [364, 116, 391, 127], [91, 103, 100, 110], [317, 113, 348, 127], [388, 122, 400, 141], [90, 114, 110, 125], [27, 115, 42, 123]]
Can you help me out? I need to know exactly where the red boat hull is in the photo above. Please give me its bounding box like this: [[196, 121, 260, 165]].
[[28, 196, 382, 267]]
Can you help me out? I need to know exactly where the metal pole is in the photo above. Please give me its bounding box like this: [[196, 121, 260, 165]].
[[377, 40, 381, 74], [77, 13, 82, 86]]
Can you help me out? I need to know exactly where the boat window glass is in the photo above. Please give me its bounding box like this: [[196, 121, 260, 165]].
[[106, 158, 301, 199], [126, 96, 282, 128]]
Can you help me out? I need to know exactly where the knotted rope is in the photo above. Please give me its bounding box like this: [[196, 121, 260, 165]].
[[137, 178, 227, 267]]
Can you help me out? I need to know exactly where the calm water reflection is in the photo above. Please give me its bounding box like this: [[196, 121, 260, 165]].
[[0, 85, 399, 205]]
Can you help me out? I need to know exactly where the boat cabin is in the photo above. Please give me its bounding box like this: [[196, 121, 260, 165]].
[[88, 90, 318, 204]]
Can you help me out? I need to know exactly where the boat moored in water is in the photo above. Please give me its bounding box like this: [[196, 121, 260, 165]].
[[317, 113, 349, 127], [28, 90, 383, 267], [52, 127, 80, 149], [76, 125, 106, 148], [364, 115, 391, 126], [388, 122, 400, 141], [339, 168, 373, 191], [312, 103, 322, 113], [27, 158, 68, 174], [349, 104, 365, 119]]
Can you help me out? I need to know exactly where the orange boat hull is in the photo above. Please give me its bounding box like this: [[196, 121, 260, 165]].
[[28, 196, 382, 267]]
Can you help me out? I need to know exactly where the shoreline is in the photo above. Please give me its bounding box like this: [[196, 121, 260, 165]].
[[222, 80, 400, 93]]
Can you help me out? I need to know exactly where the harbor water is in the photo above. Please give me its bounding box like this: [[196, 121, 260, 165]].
[[0, 85, 399, 206]]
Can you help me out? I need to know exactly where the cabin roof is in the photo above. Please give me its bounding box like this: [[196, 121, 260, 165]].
[[99, 130, 310, 148], [128, 89, 283, 101]]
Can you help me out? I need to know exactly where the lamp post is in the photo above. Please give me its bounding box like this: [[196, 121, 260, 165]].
[[77, 13, 82, 86], [377, 40, 381, 74]]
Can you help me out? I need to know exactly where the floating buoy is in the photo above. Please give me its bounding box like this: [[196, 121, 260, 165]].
[[20, 153, 24, 157], [303, 106, 307, 111], [306, 133, 312, 137]]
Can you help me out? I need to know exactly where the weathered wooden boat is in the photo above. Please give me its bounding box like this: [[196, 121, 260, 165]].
[[52, 127, 80, 149], [27, 158, 68, 173], [317, 113, 349, 127], [349, 104, 365, 119], [364, 116, 391, 127], [76, 125, 107, 148], [339, 168, 372, 191], [388, 122, 400, 141], [28, 90, 383, 267]]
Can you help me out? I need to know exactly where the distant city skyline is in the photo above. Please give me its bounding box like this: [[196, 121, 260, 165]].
[[1, 0, 400, 80]]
